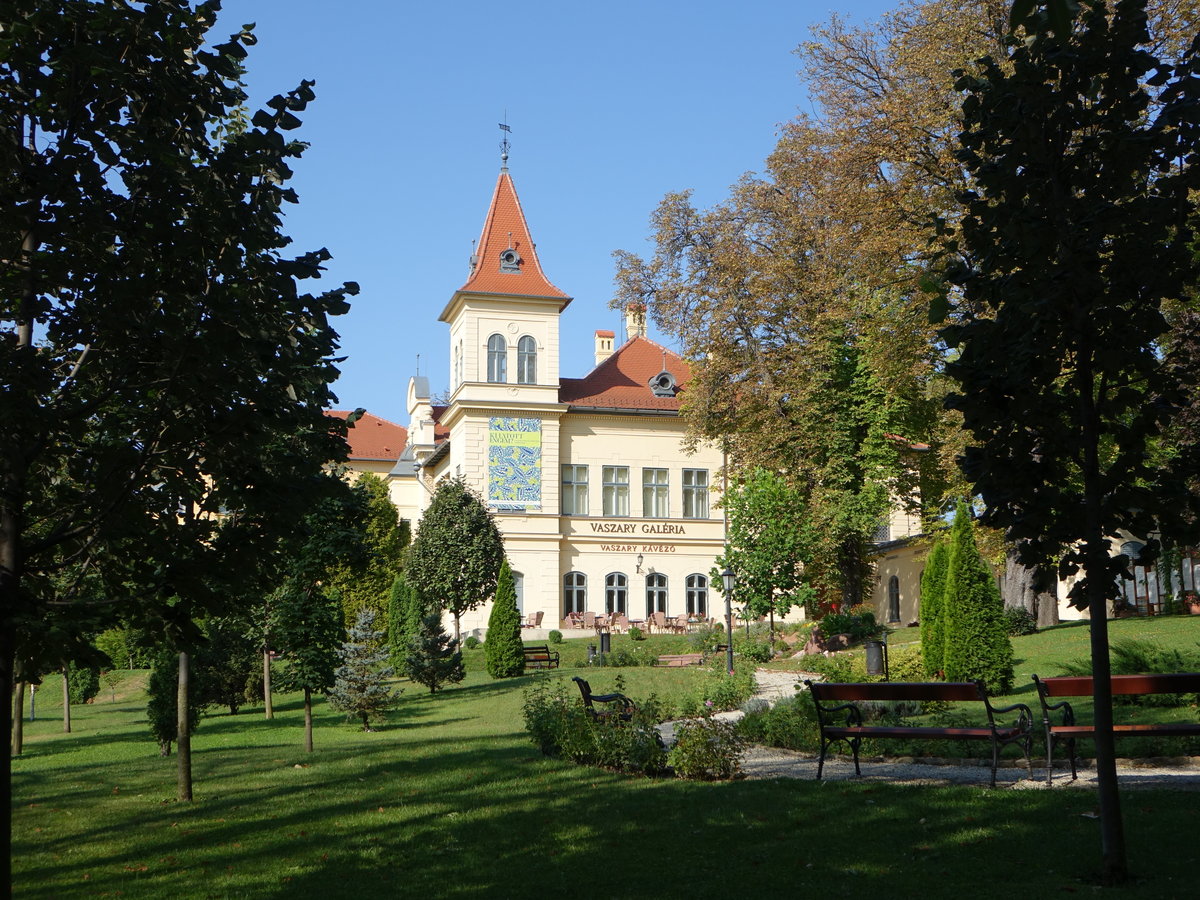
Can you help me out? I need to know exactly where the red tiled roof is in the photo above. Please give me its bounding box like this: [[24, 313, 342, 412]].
[[459, 171, 570, 300], [595, 329, 615, 338], [327, 411, 407, 461], [559, 336, 691, 411]]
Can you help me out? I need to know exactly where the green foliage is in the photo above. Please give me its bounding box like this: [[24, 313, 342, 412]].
[[886, 644, 927, 683], [145, 648, 201, 756], [668, 714, 746, 780], [944, 0, 1200, 613], [328, 609, 398, 730], [677, 660, 758, 717], [520, 678, 667, 775], [919, 538, 949, 676], [272, 587, 343, 698], [1003, 607, 1038, 637], [818, 609, 880, 643], [406, 478, 505, 639], [386, 573, 427, 670], [463, 636, 481, 650], [548, 630, 564, 644], [941, 502, 1014, 694], [326, 474, 406, 628], [94, 628, 149, 671], [66, 663, 99, 705], [484, 560, 525, 678], [738, 695, 823, 752], [194, 616, 259, 715], [731, 636, 773, 663], [798, 651, 869, 684], [405, 613, 465, 693], [1060, 639, 1200, 706], [714, 468, 814, 620], [627, 626, 645, 641]]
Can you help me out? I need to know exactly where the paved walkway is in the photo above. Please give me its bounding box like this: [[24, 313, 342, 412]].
[[673, 668, 1200, 789]]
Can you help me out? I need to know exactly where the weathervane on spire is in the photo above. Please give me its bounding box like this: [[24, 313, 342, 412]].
[[499, 116, 511, 169]]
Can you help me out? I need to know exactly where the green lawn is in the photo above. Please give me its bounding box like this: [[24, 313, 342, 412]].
[[11, 623, 1200, 898]]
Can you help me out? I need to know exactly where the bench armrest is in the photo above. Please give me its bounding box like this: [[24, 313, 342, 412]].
[[989, 701, 1033, 730], [590, 691, 634, 708], [1041, 698, 1074, 725]]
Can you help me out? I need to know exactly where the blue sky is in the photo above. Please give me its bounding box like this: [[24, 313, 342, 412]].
[[217, 0, 898, 424]]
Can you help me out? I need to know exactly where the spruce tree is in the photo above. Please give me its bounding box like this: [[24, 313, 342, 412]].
[[329, 609, 398, 731], [919, 539, 950, 678], [484, 560, 525, 678], [941, 502, 1013, 694], [405, 613, 465, 693]]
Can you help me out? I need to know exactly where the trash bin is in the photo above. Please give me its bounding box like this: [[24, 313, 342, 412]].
[[599, 632, 611, 655], [865, 639, 888, 678], [587, 644, 597, 663]]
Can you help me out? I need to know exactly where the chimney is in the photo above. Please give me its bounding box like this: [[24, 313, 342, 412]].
[[624, 302, 647, 340], [594, 330, 616, 367]]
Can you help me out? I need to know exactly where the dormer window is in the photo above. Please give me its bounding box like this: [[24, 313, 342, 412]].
[[517, 335, 536, 384], [499, 248, 521, 273], [648, 370, 677, 397], [487, 333, 507, 383]]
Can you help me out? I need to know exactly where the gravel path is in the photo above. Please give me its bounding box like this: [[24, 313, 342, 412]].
[[673, 668, 1200, 790]]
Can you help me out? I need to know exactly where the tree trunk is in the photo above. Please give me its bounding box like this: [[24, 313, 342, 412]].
[[2, 631, 14, 895], [452, 612, 461, 644], [1076, 357, 1126, 883], [177, 651, 192, 802], [10, 681, 24, 758], [263, 649, 273, 719], [1001, 548, 1060, 627], [62, 666, 71, 734], [303, 686, 314, 752]]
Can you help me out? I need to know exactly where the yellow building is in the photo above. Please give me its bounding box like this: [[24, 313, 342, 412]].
[[382, 165, 728, 636]]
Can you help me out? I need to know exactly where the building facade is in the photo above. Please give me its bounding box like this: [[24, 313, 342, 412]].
[[381, 166, 728, 635]]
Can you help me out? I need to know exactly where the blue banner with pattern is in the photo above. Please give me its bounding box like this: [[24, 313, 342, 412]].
[[488, 417, 541, 510]]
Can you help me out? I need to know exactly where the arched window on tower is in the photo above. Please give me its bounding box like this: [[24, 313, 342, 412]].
[[487, 333, 507, 383], [888, 575, 901, 623], [517, 335, 536, 385]]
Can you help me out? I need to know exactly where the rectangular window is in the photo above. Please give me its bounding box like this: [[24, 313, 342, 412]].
[[602, 466, 629, 516], [642, 467, 669, 518], [682, 469, 709, 519], [561, 465, 588, 516]]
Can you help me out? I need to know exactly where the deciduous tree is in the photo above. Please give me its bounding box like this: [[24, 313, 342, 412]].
[[942, 0, 1200, 880], [406, 478, 505, 642]]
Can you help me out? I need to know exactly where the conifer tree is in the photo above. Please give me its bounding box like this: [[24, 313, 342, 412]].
[[919, 538, 950, 677], [484, 560, 525, 679], [405, 613, 465, 694], [386, 574, 415, 670], [941, 502, 1013, 693], [329, 609, 398, 731]]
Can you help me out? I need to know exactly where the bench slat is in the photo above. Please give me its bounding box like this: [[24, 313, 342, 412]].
[[809, 682, 982, 703], [1049, 723, 1200, 736], [826, 726, 1023, 739], [1038, 673, 1200, 696]]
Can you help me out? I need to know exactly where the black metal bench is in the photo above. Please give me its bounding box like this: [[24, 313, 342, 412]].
[[805, 680, 1033, 787], [571, 676, 635, 722], [1032, 673, 1200, 783], [523, 644, 560, 670]]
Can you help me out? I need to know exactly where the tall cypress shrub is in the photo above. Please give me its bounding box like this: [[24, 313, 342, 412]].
[[942, 501, 1013, 693], [919, 539, 949, 678], [387, 574, 418, 669], [485, 560, 525, 678]]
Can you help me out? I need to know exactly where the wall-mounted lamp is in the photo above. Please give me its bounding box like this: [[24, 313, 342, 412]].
[[635, 553, 644, 574]]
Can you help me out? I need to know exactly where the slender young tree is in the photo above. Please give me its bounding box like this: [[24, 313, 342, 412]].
[[406, 478, 505, 642], [919, 538, 950, 678], [484, 560, 525, 678], [273, 585, 343, 752], [942, 1, 1200, 879]]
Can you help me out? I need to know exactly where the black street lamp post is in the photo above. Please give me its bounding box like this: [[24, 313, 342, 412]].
[[721, 567, 737, 676]]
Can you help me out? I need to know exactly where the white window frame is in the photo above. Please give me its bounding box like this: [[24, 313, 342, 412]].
[[561, 464, 588, 516], [682, 468, 709, 519], [603, 465, 629, 516], [642, 467, 669, 518]]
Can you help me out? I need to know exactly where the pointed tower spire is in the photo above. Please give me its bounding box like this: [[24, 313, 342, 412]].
[[458, 170, 569, 300]]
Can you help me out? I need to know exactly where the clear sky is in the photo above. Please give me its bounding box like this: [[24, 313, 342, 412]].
[[216, 0, 898, 424]]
